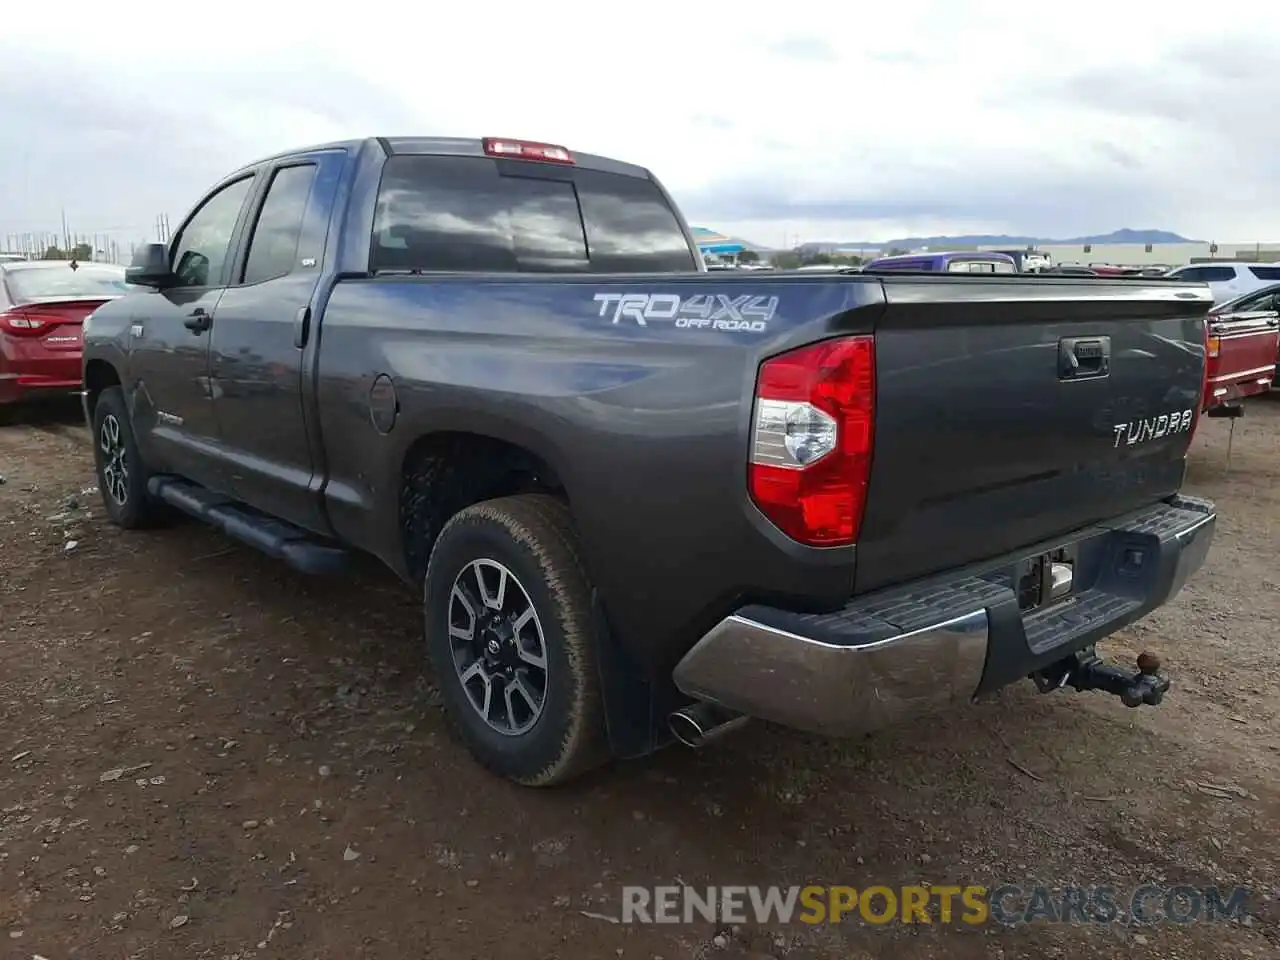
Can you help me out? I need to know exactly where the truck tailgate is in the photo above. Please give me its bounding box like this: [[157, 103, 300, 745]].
[[855, 276, 1212, 593]]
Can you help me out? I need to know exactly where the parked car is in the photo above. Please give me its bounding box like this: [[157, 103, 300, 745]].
[[862, 250, 1017, 273], [82, 135, 1216, 786], [0, 260, 131, 416], [1164, 262, 1280, 303], [991, 249, 1053, 272], [1203, 284, 1280, 409], [1040, 265, 1100, 277]]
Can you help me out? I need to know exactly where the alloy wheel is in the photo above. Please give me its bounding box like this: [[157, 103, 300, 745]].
[[99, 414, 129, 506], [447, 558, 549, 736]]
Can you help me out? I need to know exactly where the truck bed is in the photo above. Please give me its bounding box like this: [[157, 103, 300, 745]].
[[313, 271, 1212, 673]]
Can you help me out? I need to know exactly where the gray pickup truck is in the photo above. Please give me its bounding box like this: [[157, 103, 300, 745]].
[[81, 135, 1217, 785]]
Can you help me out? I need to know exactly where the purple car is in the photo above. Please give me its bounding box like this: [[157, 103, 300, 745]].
[[863, 251, 1018, 273]]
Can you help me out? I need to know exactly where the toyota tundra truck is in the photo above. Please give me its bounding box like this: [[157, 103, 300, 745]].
[[80, 135, 1218, 786]]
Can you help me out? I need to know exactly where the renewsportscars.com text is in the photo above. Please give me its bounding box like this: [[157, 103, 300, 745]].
[[620, 884, 1250, 926]]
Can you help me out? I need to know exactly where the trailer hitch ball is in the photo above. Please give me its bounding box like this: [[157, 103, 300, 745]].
[[1121, 651, 1170, 708], [1033, 647, 1171, 708]]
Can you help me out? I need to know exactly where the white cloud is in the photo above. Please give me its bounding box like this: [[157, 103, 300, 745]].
[[3, 0, 1280, 249]]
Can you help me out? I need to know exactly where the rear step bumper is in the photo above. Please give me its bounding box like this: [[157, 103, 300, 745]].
[[672, 495, 1216, 739]]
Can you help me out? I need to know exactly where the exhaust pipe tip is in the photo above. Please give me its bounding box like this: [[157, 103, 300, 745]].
[[669, 709, 709, 748], [668, 703, 748, 749]]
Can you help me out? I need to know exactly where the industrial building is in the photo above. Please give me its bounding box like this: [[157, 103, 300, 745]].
[[978, 241, 1280, 269]]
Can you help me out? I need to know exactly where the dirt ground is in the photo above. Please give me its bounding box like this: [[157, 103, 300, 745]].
[[2, 398, 1279, 960]]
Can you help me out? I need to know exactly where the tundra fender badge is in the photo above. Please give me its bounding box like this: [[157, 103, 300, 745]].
[[369, 374, 398, 435]]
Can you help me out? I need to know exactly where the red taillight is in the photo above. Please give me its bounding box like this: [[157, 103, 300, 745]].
[[0, 310, 49, 337], [748, 336, 876, 547], [482, 137, 574, 164]]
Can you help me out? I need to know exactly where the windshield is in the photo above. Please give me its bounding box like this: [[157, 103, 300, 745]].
[[4, 263, 131, 303], [1217, 284, 1280, 313]]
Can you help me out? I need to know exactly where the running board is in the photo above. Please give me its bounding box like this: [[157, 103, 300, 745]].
[[147, 476, 348, 575]]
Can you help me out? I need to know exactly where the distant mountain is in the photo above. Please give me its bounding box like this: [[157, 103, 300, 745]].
[[795, 228, 1197, 254]]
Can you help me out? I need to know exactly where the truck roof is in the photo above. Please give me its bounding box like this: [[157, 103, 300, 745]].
[[233, 136, 654, 181]]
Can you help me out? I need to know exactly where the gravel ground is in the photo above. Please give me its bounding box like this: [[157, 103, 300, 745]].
[[2, 397, 1279, 960]]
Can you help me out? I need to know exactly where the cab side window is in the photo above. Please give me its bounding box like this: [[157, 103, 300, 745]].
[[171, 176, 255, 288], [241, 164, 319, 284]]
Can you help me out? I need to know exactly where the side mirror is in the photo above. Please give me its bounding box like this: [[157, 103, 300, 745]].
[[125, 243, 175, 288]]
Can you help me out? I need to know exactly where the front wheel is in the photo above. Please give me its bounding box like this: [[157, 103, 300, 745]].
[[423, 494, 610, 786], [91, 387, 169, 529]]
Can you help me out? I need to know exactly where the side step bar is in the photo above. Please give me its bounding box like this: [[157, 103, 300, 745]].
[[147, 476, 348, 575]]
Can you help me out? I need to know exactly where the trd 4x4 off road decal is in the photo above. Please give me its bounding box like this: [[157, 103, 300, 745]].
[[592, 292, 777, 333]]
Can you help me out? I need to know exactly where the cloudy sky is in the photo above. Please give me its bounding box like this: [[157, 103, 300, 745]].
[[2, 1, 1279, 250]]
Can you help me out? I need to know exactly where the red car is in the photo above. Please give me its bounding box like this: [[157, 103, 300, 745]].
[[1202, 284, 1280, 412], [0, 260, 131, 415]]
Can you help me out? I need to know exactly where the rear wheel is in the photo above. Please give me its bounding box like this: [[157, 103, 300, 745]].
[[423, 494, 610, 786], [91, 387, 169, 529]]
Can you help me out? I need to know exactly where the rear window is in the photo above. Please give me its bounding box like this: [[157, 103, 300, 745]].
[[573, 168, 698, 272], [371, 155, 696, 274], [1248, 266, 1280, 280], [3, 263, 131, 302], [946, 259, 1015, 273]]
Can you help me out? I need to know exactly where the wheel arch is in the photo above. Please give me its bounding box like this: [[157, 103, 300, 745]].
[[397, 429, 570, 586], [83, 358, 122, 418], [394, 427, 658, 762]]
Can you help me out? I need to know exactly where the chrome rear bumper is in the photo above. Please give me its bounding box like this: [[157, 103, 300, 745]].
[[672, 495, 1216, 739], [673, 609, 988, 738]]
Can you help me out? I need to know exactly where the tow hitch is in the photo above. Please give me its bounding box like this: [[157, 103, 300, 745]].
[[1032, 648, 1170, 707]]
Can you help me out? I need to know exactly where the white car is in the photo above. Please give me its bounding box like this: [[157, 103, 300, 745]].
[[1164, 262, 1280, 303]]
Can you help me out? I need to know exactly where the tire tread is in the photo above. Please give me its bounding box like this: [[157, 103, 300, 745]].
[[424, 493, 610, 786], [92, 387, 169, 529]]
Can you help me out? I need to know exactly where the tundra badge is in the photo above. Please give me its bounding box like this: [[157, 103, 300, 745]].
[[1112, 409, 1194, 448]]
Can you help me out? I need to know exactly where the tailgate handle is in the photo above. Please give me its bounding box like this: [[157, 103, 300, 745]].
[[1058, 336, 1111, 381]]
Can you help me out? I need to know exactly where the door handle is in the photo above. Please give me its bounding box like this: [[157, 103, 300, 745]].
[[293, 305, 312, 349], [184, 307, 211, 333], [1058, 336, 1111, 381]]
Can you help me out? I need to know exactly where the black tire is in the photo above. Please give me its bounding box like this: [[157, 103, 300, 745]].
[[90, 387, 169, 529], [423, 494, 610, 786]]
